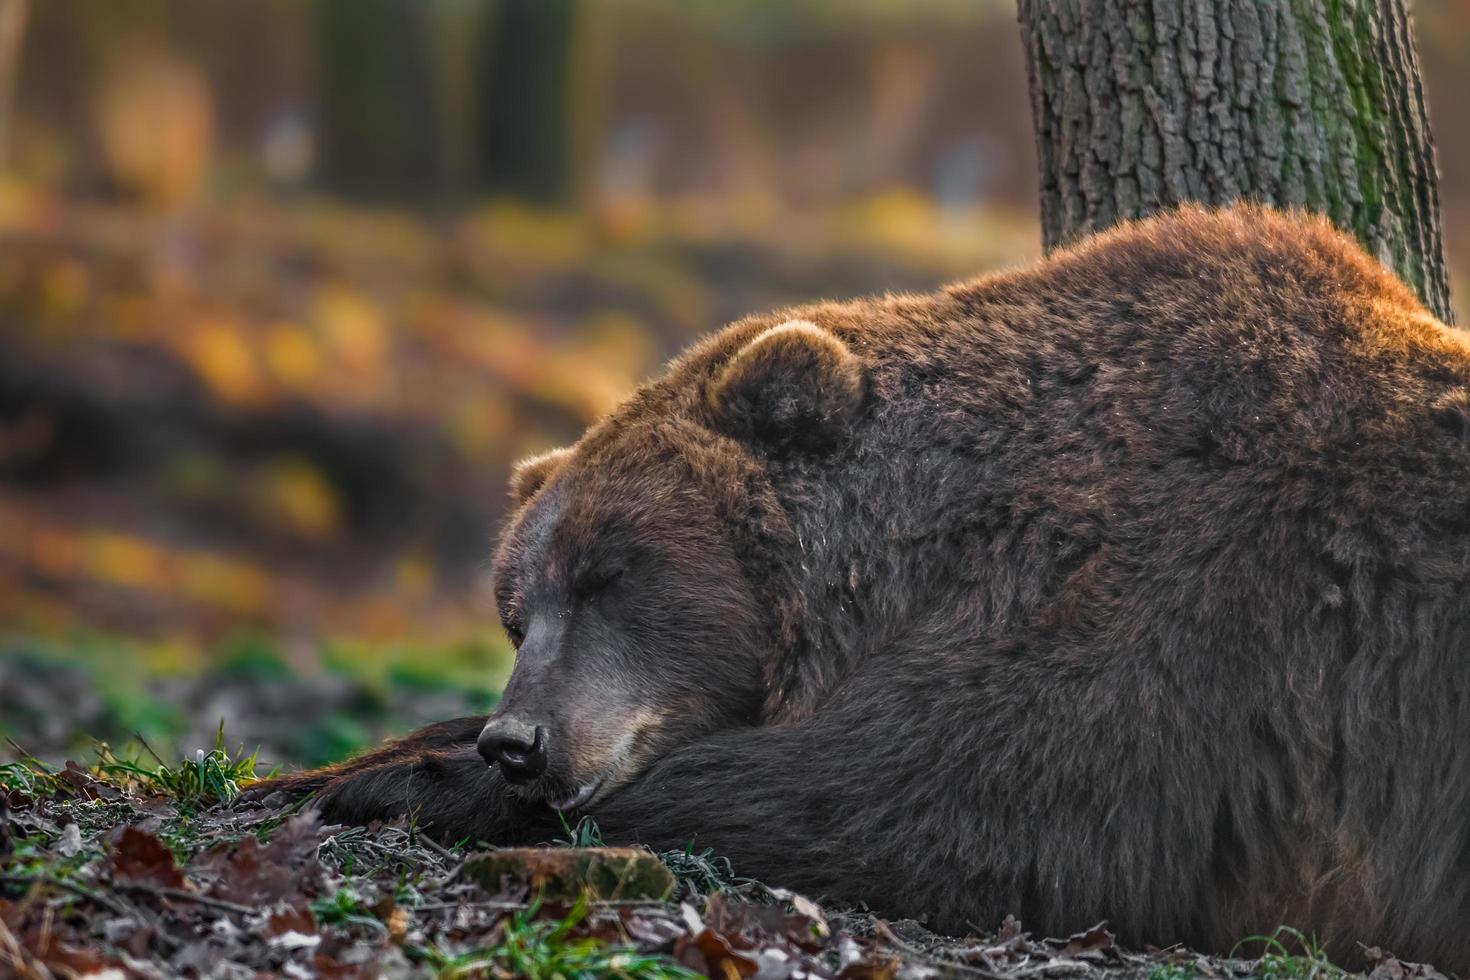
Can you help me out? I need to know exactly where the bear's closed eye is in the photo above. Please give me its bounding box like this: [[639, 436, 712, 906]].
[[573, 566, 624, 599]]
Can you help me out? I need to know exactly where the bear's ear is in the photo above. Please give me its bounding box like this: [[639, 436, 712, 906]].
[[707, 319, 864, 451], [509, 447, 574, 503]]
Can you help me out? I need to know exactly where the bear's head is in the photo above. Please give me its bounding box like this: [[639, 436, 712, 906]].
[[479, 318, 865, 811]]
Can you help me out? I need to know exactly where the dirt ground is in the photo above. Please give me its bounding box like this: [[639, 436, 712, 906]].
[[0, 751, 1453, 980]]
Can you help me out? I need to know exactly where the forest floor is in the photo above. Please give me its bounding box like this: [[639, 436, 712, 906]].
[[0, 742, 1449, 980]]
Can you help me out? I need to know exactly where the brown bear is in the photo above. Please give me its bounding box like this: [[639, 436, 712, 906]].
[[243, 205, 1470, 970]]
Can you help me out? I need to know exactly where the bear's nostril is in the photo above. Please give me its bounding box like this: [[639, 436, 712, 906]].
[[478, 719, 548, 783]]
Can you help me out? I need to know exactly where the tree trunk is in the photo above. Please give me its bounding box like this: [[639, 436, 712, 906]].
[[0, 0, 27, 169], [479, 0, 579, 204], [1017, 0, 1455, 323], [313, 0, 439, 198]]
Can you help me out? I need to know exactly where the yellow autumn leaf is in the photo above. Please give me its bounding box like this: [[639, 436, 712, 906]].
[[447, 390, 513, 459], [138, 636, 204, 677], [0, 173, 46, 231], [579, 311, 655, 380], [87, 532, 165, 590], [468, 201, 588, 268], [175, 552, 271, 615], [311, 285, 387, 375], [186, 318, 261, 404], [254, 458, 341, 540], [264, 321, 321, 386]]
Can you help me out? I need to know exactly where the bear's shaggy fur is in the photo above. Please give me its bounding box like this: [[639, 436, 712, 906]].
[[246, 206, 1470, 969]]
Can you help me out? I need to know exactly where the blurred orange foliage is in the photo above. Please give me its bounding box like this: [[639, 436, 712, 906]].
[[0, 179, 1037, 649]]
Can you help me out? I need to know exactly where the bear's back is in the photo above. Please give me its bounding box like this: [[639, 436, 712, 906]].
[[844, 205, 1470, 477]]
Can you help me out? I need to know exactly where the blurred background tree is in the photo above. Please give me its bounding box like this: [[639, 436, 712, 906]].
[[0, 0, 26, 168], [314, 0, 442, 197], [479, 0, 580, 203], [1019, 0, 1454, 321]]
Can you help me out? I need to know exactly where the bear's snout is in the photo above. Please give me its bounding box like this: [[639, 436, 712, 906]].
[[478, 716, 548, 783]]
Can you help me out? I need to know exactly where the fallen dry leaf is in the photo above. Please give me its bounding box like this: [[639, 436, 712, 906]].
[[675, 924, 760, 978], [1364, 946, 1449, 980], [1056, 921, 1117, 960], [110, 827, 185, 889], [463, 846, 675, 902], [264, 904, 317, 939]]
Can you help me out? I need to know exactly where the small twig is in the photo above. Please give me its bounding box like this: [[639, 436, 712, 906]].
[[0, 873, 134, 920], [112, 881, 256, 916], [414, 831, 459, 863], [409, 897, 670, 913], [361, 837, 426, 859], [410, 899, 531, 913], [1004, 961, 1094, 978], [0, 913, 56, 980], [3, 874, 191, 955], [872, 920, 996, 978], [321, 834, 438, 875], [432, 862, 467, 888], [128, 731, 169, 769], [35, 906, 52, 972]]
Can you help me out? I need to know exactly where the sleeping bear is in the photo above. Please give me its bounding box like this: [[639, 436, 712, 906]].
[[243, 206, 1470, 970]]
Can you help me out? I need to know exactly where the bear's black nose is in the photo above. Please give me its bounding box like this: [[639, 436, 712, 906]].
[[478, 718, 547, 783]]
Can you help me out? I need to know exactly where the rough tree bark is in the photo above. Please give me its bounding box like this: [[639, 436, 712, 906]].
[[1016, 0, 1455, 323]]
